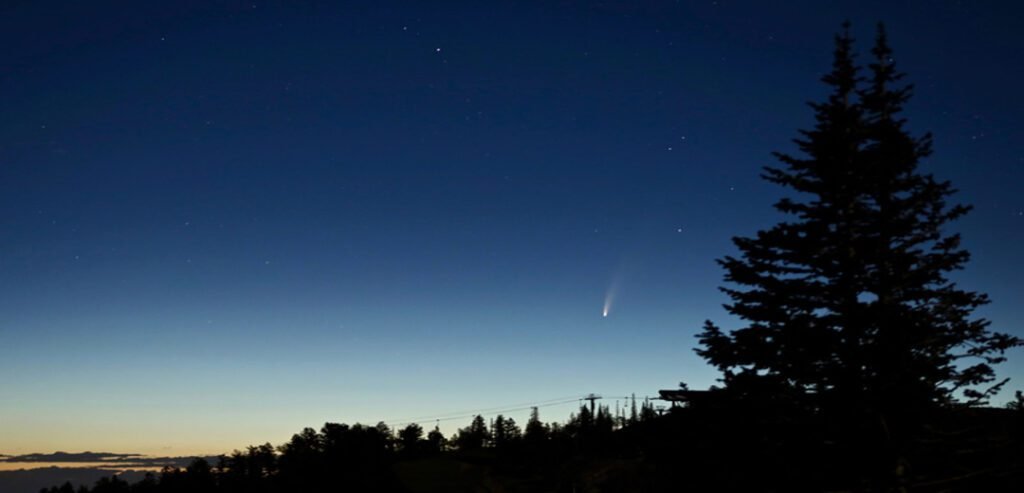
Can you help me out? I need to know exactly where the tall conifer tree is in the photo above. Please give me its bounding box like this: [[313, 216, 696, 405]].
[[696, 22, 1019, 426]]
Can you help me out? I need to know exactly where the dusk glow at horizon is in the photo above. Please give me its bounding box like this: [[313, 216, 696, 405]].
[[2, 1, 1023, 460]]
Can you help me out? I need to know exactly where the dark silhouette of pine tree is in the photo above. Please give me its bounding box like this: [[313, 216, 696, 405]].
[[491, 414, 521, 448], [426, 424, 447, 452], [638, 398, 656, 422], [594, 404, 614, 434], [86, 476, 129, 493], [397, 423, 424, 454], [695, 22, 1021, 485], [524, 406, 549, 444], [454, 415, 490, 450], [40, 481, 76, 493]]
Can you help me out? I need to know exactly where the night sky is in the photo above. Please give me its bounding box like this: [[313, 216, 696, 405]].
[[2, 1, 1022, 457]]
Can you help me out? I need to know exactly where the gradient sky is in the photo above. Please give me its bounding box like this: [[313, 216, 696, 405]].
[[2, 0, 1022, 457]]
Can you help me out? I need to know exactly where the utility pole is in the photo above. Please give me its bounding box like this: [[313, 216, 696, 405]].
[[583, 393, 601, 416]]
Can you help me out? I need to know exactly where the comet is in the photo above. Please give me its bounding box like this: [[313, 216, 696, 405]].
[[602, 276, 619, 318]]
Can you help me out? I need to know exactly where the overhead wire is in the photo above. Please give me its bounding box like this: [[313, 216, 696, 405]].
[[378, 395, 665, 428], [378, 395, 587, 428]]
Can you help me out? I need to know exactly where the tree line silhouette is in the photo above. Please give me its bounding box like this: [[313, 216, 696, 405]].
[[41, 400, 672, 493], [42, 22, 1023, 492], [40, 396, 1024, 492]]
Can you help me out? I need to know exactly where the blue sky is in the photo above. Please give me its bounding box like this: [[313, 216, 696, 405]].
[[1, 0, 1022, 456]]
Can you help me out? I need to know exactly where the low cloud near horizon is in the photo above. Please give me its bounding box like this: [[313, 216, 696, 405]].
[[0, 451, 214, 467]]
